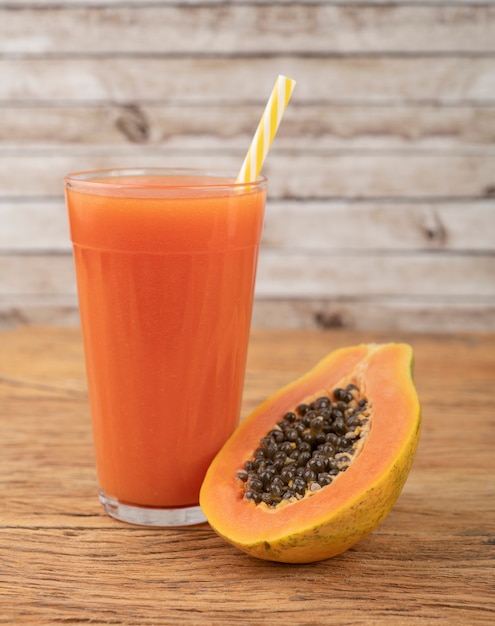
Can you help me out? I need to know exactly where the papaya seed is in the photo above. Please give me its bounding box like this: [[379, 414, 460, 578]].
[[236, 385, 370, 507]]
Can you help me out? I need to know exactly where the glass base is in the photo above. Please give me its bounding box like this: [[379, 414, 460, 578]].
[[99, 491, 207, 527]]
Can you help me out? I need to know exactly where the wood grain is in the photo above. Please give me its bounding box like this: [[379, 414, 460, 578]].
[[2, 105, 495, 149], [2, 151, 495, 199], [252, 298, 495, 332], [0, 327, 494, 624], [1, 4, 494, 54], [1, 294, 494, 333], [2, 251, 494, 298], [3, 199, 494, 252], [0, 0, 494, 333], [2, 57, 495, 103]]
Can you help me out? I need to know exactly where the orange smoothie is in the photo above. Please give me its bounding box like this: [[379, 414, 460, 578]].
[[65, 170, 266, 516]]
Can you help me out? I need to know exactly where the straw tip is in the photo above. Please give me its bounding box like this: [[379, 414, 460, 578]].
[[278, 74, 297, 85]]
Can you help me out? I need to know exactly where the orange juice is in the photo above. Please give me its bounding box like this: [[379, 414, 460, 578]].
[[65, 169, 266, 525]]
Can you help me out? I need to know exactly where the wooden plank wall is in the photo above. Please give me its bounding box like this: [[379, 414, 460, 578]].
[[0, 0, 494, 332]]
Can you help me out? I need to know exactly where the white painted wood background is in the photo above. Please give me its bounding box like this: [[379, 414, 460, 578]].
[[1, 0, 494, 331]]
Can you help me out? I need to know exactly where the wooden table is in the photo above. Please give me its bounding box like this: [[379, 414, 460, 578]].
[[1, 327, 494, 625]]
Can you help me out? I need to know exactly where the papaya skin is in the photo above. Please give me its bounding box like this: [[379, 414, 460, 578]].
[[199, 343, 421, 564]]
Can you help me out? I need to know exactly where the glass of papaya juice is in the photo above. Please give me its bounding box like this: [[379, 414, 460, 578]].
[[64, 168, 267, 526]]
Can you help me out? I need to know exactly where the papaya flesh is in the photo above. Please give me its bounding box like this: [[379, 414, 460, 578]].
[[199, 343, 421, 563]]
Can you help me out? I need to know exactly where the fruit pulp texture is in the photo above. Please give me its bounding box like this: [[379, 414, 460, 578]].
[[66, 175, 266, 508]]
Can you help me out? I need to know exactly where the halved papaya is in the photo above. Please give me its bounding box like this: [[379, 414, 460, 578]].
[[199, 343, 421, 563]]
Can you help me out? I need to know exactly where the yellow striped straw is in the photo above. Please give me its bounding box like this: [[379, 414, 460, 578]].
[[236, 75, 296, 184]]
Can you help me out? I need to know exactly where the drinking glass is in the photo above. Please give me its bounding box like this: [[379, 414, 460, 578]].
[[65, 168, 267, 526]]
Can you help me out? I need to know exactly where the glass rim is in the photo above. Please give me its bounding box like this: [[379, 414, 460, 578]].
[[64, 167, 267, 192]]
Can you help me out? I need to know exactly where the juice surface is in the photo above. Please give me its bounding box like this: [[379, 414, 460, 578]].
[[66, 175, 266, 507]]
